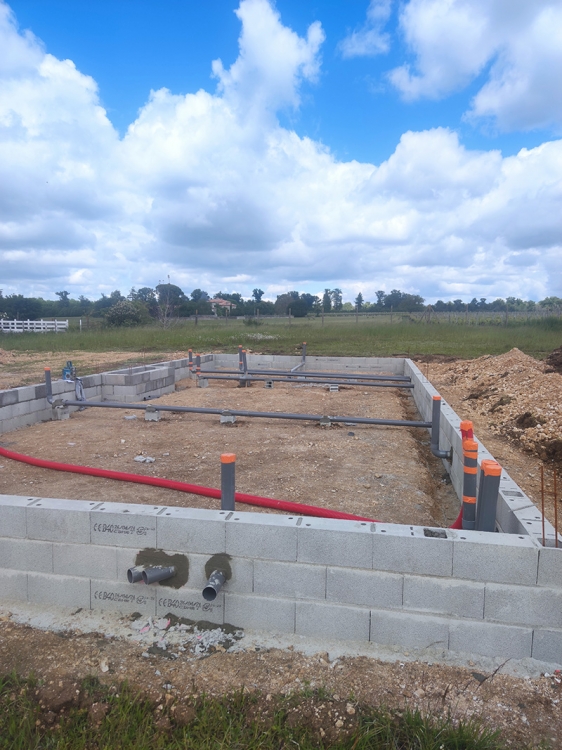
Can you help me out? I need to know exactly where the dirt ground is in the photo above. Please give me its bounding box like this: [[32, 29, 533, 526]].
[[1, 346, 562, 747]]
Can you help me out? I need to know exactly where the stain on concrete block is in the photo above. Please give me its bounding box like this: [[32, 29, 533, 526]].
[[226, 593, 295, 633], [53, 543, 118, 579], [156, 587, 223, 624], [0, 569, 27, 601], [371, 610, 449, 650], [28, 573, 90, 609], [0, 538, 53, 573], [297, 601, 369, 641], [91, 579, 156, 615], [373, 530, 453, 577], [27, 499, 91, 544], [254, 560, 325, 600], [297, 518, 372, 568], [532, 628, 562, 665], [157, 508, 226, 554], [226, 513, 298, 561], [484, 583, 562, 628], [327, 568, 402, 609], [403, 576, 484, 619], [450, 620, 532, 660]]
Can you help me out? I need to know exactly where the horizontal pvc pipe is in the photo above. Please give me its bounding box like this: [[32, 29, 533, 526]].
[[203, 570, 226, 601], [0, 445, 377, 522], [213, 368, 411, 382], [203, 375, 414, 389], [58, 399, 430, 428], [142, 566, 176, 584], [127, 566, 145, 583]]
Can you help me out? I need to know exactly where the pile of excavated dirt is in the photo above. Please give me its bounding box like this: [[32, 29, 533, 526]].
[[546, 345, 562, 375]]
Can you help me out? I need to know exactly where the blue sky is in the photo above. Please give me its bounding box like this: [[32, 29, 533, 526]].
[[1, 0, 561, 303]]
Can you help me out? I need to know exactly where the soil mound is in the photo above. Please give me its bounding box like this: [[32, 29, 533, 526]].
[[545, 345, 562, 374]]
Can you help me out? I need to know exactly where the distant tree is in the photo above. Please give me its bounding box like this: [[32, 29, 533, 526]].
[[300, 293, 319, 311], [375, 291, 386, 308], [105, 300, 146, 327], [322, 289, 332, 312], [55, 290, 70, 307], [191, 288, 209, 302], [252, 288, 264, 303], [355, 292, 364, 311], [331, 288, 343, 311]]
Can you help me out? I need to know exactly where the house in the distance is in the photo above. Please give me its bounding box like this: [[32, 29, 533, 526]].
[[209, 298, 237, 315]]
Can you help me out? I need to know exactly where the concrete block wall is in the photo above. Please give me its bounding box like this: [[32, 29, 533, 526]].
[[1, 495, 561, 664]]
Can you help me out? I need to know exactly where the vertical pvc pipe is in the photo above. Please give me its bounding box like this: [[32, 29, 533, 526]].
[[44, 367, 53, 403], [302, 342, 307, 363], [475, 460, 502, 532], [238, 345, 244, 371], [188, 349, 193, 372], [221, 453, 236, 511], [242, 350, 248, 374], [196, 353, 201, 376], [462, 438, 478, 530]]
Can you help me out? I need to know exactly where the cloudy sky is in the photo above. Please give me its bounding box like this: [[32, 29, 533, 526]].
[[1, 0, 561, 303]]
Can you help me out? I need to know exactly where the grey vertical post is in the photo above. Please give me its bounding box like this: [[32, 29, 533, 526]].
[[44, 367, 53, 403], [302, 342, 307, 363], [462, 439, 478, 530], [221, 453, 236, 511], [188, 349, 193, 373], [242, 349, 248, 374], [476, 460, 502, 532], [196, 353, 201, 376], [238, 345, 244, 371]]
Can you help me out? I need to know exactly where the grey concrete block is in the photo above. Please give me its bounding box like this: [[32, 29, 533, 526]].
[[537, 547, 562, 588], [532, 629, 562, 666], [27, 499, 92, 543], [0, 569, 27, 601], [452, 536, 538, 585], [91, 503, 162, 548], [116, 547, 138, 582], [296, 601, 369, 641], [28, 573, 90, 609], [226, 513, 298, 561], [485, 583, 562, 628], [297, 518, 372, 568], [0, 500, 26, 538], [156, 588, 223, 624], [254, 560, 325, 600], [91, 579, 156, 615], [53, 543, 118, 579], [370, 610, 449, 650], [157, 508, 226, 554], [450, 620, 532, 659], [0, 390, 18, 407], [372, 530, 453, 577], [226, 593, 295, 633], [327, 568, 402, 609], [14, 385, 36, 403], [188, 553, 253, 595], [0, 538, 52, 572], [403, 576, 484, 619]]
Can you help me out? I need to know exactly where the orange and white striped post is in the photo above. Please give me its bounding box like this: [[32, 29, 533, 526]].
[[462, 438, 478, 530]]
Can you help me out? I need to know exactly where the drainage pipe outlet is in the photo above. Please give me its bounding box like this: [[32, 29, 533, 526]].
[[142, 566, 176, 584], [127, 566, 145, 583], [202, 570, 226, 601]]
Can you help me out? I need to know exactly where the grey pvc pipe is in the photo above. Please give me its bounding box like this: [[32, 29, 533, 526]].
[[213, 368, 411, 382], [202, 570, 226, 601], [142, 566, 176, 584], [221, 455, 236, 511], [202, 375, 414, 388], [127, 566, 145, 583], [44, 368, 53, 403], [430, 397, 452, 460]]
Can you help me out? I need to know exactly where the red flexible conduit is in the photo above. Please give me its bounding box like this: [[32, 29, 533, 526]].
[[0, 445, 378, 523]]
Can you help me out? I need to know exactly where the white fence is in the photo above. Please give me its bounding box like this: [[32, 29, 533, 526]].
[[0, 319, 68, 333]]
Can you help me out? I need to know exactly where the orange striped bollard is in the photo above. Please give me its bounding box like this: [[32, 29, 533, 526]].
[[462, 438, 478, 530]]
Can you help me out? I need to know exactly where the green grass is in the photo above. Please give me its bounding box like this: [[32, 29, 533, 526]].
[[1, 316, 561, 361], [0, 673, 516, 750]]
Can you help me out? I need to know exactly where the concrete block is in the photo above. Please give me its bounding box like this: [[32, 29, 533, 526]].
[[254, 560, 325, 600], [188, 553, 253, 595], [53, 543, 118, 579], [0, 390, 18, 407], [144, 408, 161, 422], [226, 512, 298, 561], [327, 568, 402, 609], [28, 573, 90, 609], [102, 374, 127, 386], [297, 518, 372, 568], [452, 535, 538, 585], [156, 588, 223, 624], [0, 538, 53, 572], [0, 569, 27, 601], [51, 405, 69, 421], [532, 629, 562, 666], [0, 499, 26, 537], [513, 507, 559, 546], [15, 385, 36, 403], [91, 579, 156, 615], [226, 593, 295, 633], [450, 620, 532, 659], [403, 576, 484, 619], [91, 503, 162, 548], [157, 508, 226, 554], [27, 498, 92, 543], [370, 610, 449, 650], [296, 601, 369, 641], [34, 383, 47, 399], [116, 547, 138, 582], [372, 529, 453, 577], [485, 583, 562, 628], [538, 547, 562, 588]]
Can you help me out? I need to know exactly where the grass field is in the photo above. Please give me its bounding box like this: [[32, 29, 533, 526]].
[[1, 316, 561, 360]]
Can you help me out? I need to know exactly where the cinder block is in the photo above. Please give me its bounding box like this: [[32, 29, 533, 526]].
[[296, 601, 369, 641], [449, 620, 532, 659], [372, 530, 453, 577], [484, 583, 562, 628], [53, 543, 117, 579], [188, 552, 253, 595], [226, 512, 298, 561], [27, 498, 91, 543], [297, 518, 372, 568], [0, 498, 27, 537], [116, 547, 138, 582], [157, 588, 223, 624], [537, 547, 562, 587], [532, 629, 562, 665], [91, 503, 162, 548], [0, 390, 18, 407], [254, 560, 325, 600], [91, 579, 156, 615], [28, 573, 90, 609], [0, 569, 27, 601], [452, 536, 538, 585], [403, 576, 484, 619], [370, 610, 449, 650], [0, 538, 53, 572], [327, 568, 402, 609], [14, 385, 36, 403], [226, 593, 295, 633], [157, 508, 226, 554]]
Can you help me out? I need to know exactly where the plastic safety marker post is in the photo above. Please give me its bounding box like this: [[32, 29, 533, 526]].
[[221, 453, 236, 511], [462, 438, 478, 530]]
